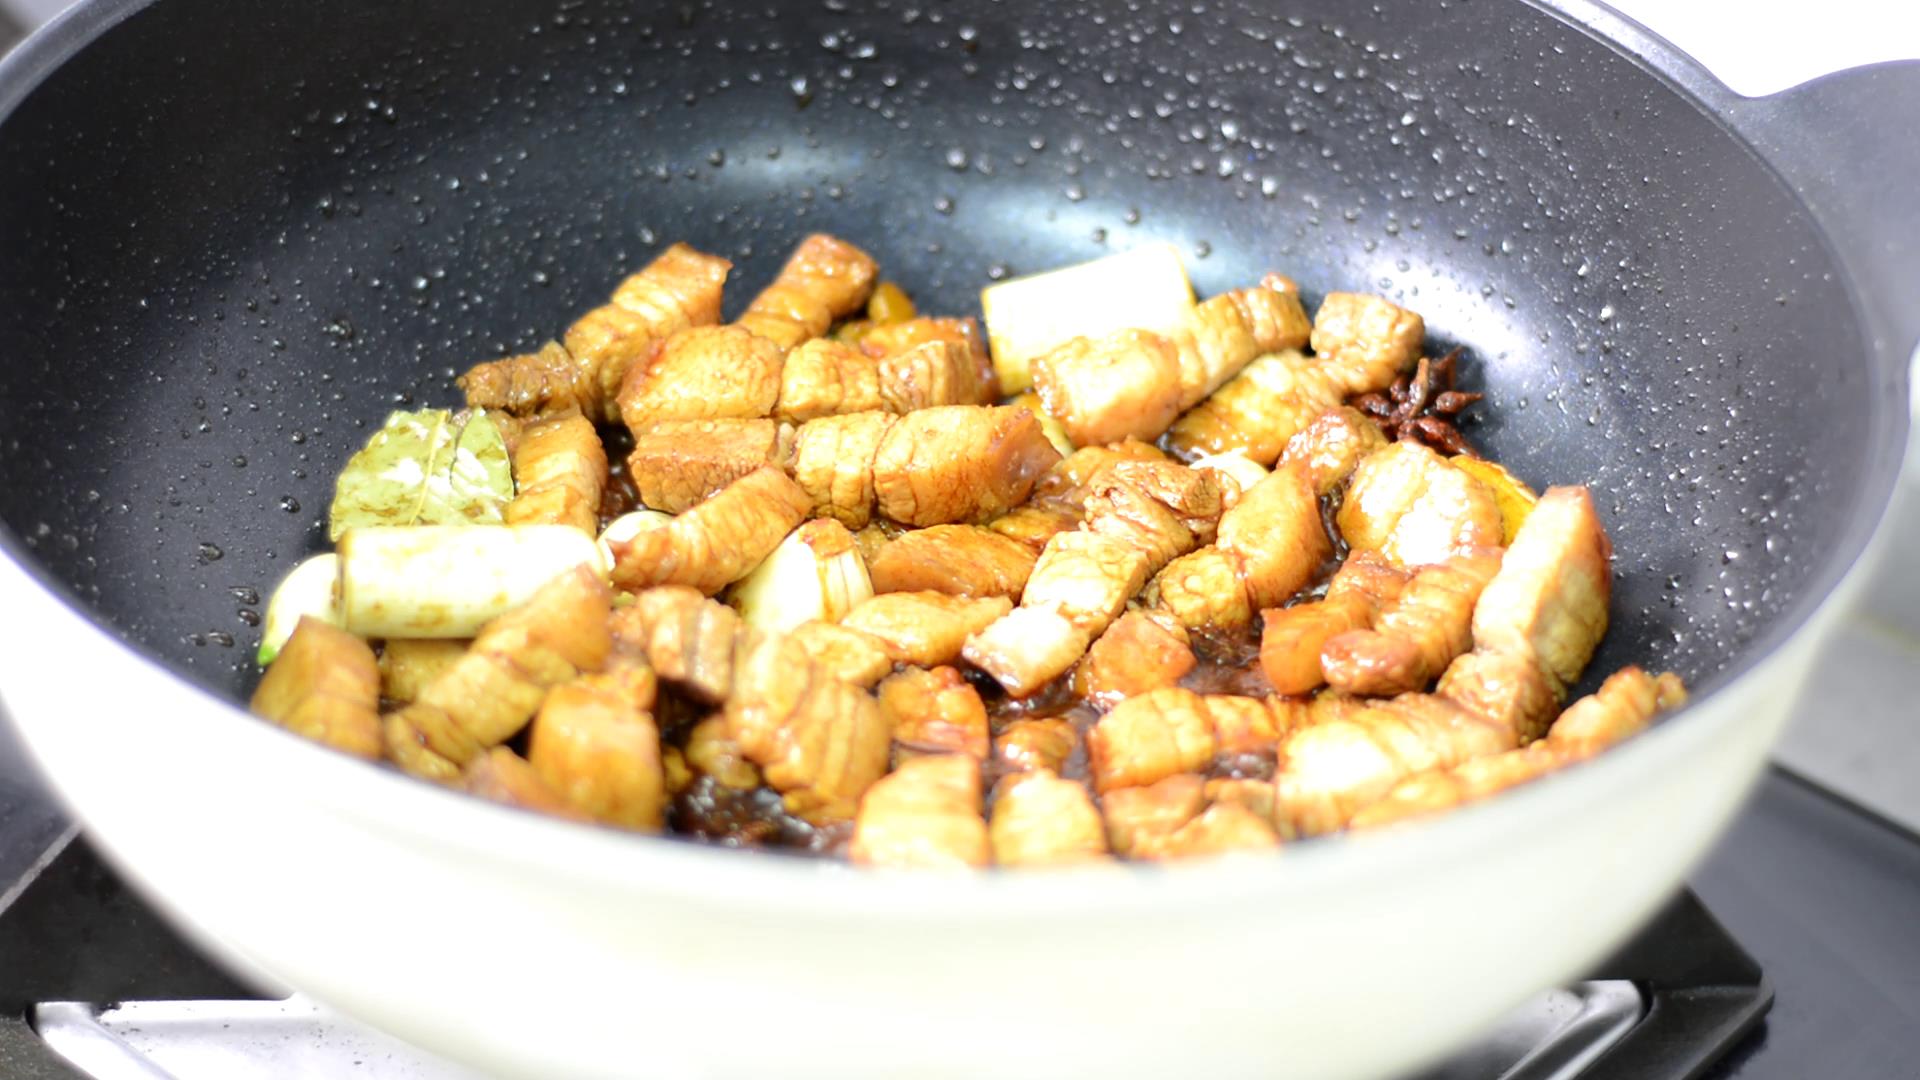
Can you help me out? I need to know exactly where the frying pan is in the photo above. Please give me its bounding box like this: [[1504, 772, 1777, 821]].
[[0, 0, 1913, 1076]]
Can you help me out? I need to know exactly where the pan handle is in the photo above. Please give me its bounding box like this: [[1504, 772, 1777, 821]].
[[1716, 61, 1920, 381]]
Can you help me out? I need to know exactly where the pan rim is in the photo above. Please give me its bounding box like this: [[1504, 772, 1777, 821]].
[[0, 0, 1909, 904]]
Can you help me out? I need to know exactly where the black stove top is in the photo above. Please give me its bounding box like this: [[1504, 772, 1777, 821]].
[[0, 708, 1915, 1078]]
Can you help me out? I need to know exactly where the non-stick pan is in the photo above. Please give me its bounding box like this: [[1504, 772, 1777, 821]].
[[0, 0, 1913, 1076]]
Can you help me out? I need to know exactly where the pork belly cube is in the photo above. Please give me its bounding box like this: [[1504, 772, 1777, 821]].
[[1149, 546, 1252, 631], [840, 591, 1013, 667], [1174, 286, 1314, 409], [775, 338, 885, 422], [871, 405, 1062, 526], [990, 771, 1109, 866], [878, 339, 992, 412], [1032, 329, 1185, 447], [849, 754, 990, 868], [1279, 406, 1389, 496], [963, 607, 1093, 699], [1165, 350, 1344, 465], [790, 410, 895, 529], [987, 504, 1081, 553], [626, 419, 793, 514], [607, 465, 811, 595], [1337, 441, 1502, 569], [613, 586, 742, 704], [1137, 803, 1280, 861], [251, 617, 382, 759], [1204, 695, 1283, 759], [736, 234, 880, 350], [866, 524, 1039, 600], [1074, 610, 1196, 704], [1087, 687, 1218, 793], [1469, 485, 1613, 697], [992, 718, 1081, 776], [527, 681, 665, 832], [1218, 463, 1333, 612], [1101, 773, 1207, 858], [727, 632, 892, 824], [1309, 292, 1425, 394], [1204, 778, 1276, 822], [461, 747, 585, 820], [880, 666, 991, 761], [505, 412, 608, 535], [788, 621, 895, 688], [616, 325, 785, 427], [1022, 531, 1154, 634]]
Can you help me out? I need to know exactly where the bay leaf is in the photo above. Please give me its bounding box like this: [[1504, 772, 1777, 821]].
[[327, 408, 514, 540]]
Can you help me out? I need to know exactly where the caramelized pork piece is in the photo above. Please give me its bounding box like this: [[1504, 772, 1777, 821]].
[[461, 747, 584, 819], [1338, 442, 1503, 568], [250, 617, 382, 759], [504, 413, 608, 534], [1148, 546, 1252, 631], [1083, 460, 1231, 565], [527, 681, 666, 831], [1167, 291, 1419, 467], [735, 233, 879, 351], [993, 718, 1081, 775], [1165, 350, 1347, 464], [963, 534, 1150, 696], [378, 638, 469, 707], [1101, 773, 1207, 858], [871, 406, 1062, 526], [990, 771, 1109, 865], [1279, 407, 1391, 496], [787, 621, 895, 688], [1309, 292, 1426, 394], [1032, 286, 1311, 446], [1205, 695, 1285, 759], [1258, 554, 1408, 695], [860, 315, 987, 366], [848, 754, 989, 868], [1351, 667, 1685, 828], [458, 244, 730, 420], [613, 586, 742, 704], [775, 338, 886, 421], [790, 411, 894, 528], [1321, 548, 1504, 697], [1031, 330, 1184, 447], [1136, 803, 1281, 861], [683, 715, 763, 791], [384, 566, 613, 781], [1087, 687, 1219, 793], [727, 631, 892, 823], [625, 419, 793, 514], [1469, 486, 1613, 697], [866, 525, 1038, 599], [968, 462, 1222, 695], [963, 608, 1093, 700], [840, 591, 1012, 667], [986, 504, 1082, 553], [1435, 650, 1562, 746], [615, 325, 787, 429], [1272, 692, 1516, 837], [879, 339, 993, 413], [1218, 461, 1333, 613], [1205, 778, 1276, 821], [1074, 610, 1196, 704], [880, 666, 991, 761], [608, 465, 811, 594]]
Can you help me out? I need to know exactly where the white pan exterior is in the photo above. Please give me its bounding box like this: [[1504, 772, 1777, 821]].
[[0, 538, 1866, 1080]]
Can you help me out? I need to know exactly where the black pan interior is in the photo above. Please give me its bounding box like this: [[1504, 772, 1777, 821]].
[[0, 0, 1879, 705]]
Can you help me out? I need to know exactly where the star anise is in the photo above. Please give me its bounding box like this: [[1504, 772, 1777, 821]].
[[1351, 347, 1482, 457]]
